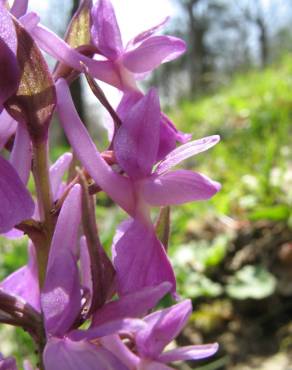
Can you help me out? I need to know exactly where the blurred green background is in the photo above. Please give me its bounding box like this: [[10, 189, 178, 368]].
[[1, 0, 292, 369]]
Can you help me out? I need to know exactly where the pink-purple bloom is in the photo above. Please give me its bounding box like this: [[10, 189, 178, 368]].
[[0, 1, 221, 368]]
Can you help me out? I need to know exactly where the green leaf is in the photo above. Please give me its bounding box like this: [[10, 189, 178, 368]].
[[183, 272, 223, 299], [249, 205, 290, 222], [226, 265, 277, 300]]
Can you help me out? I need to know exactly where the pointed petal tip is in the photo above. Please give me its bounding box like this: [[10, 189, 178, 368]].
[[159, 342, 219, 363]]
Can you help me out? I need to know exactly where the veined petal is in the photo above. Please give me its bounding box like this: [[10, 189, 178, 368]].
[[91, 0, 123, 60], [56, 79, 135, 215], [114, 88, 160, 179], [136, 300, 192, 359], [43, 337, 129, 370], [0, 110, 17, 150], [10, 122, 31, 185], [122, 36, 186, 74], [142, 170, 221, 207], [42, 249, 81, 337], [158, 343, 219, 363], [0, 242, 40, 311], [70, 318, 146, 341], [156, 135, 220, 175], [49, 152, 73, 201], [0, 156, 34, 233], [30, 25, 122, 88], [11, 0, 28, 18], [93, 282, 171, 327], [113, 219, 176, 296]]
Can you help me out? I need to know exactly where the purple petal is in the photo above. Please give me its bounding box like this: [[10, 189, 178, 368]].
[[158, 343, 219, 363], [49, 152, 73, 201], [111, 218, 132, 252], [130, 17, 169, 45], [0, 110, 17, 150], [70, 318, 146, 341], [2, 228, 23, 239], [113, 219, 176, 296], [11, 0, 28, 18], [117, 94, 190, 162], [158, 113, 191, 161], [122, 36, 186, 74], [93, 282, 171, 327], [136, 300, 192, 359], [116, 91, 143, 120], [80, 236, 92, 300], [43, 337, 129, 370], [156, 135, 220, 175], [0, 156, 34, 233], [114, 88, 160, 179], [0, 242, 40, 311], [10, 122, 31, 185], [142, 170, 221, 207], [0, 354, 17, 370], [42, 249, 81, 337], [47, 184, 82, 268], [56, 79, 135, 215], [19, 12, 40, 31], [30, 25, 122, 88], [101, 335, 139, 369], [42, 185, 82, 336], [0, 37, 20, 109], [0, 5, 17, 52], [91, 0, 123, 60]]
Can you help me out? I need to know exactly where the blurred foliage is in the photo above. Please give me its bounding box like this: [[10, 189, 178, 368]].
[[226, 265, 277, 300], [170, 54, 292, 221]]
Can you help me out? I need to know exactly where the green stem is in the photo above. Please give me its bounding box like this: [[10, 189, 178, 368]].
[[32, 139, 54, 287]]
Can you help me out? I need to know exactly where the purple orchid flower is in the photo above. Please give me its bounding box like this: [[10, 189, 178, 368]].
[[40, 184, 132, 369], [41, 184, 173, 369], [134, 300, 219, 369], [115, 91, 191, 162], [98, 300, 218, 370], [25, 0, 185, 92], [56, 79, 220, 295], [0, 152, 73, 306], [90, 0, 190, 159], [57, 79, 220, 216], [91, 0, 186, 91]]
